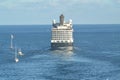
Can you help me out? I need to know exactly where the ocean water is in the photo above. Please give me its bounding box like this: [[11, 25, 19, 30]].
[[0, 24, 120, 80]]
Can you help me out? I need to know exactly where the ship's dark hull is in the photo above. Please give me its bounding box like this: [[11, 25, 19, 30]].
[[51, 43, 73, 50]]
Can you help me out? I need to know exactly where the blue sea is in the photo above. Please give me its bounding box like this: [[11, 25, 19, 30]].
[[0, 24, 120, 80]]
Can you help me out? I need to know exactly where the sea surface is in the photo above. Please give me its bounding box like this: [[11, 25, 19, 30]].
[[0, 24, 120, 80]]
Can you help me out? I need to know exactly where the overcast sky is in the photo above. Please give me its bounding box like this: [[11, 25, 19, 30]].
[[0, 0, 120, 25]]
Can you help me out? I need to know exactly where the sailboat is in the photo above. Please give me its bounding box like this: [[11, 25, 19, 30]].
[[10, 34, 14, 49], [15, 47, 19, 63], [18, 48, 24, 56]]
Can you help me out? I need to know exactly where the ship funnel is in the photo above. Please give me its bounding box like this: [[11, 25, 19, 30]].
[[60, 14, 64, 25]]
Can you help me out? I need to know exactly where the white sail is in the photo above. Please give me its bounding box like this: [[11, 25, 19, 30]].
[[18, 48, 24, 56], [11, 34, 14, 39]]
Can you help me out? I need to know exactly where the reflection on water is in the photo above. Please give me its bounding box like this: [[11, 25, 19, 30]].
[[51, 46, 73, 51], [51, 47, 74, 60]]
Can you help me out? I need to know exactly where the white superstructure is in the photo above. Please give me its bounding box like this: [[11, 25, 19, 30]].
[[51, 14, 73, 50]]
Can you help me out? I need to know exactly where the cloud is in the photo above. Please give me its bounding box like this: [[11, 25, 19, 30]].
[[0, 0, 119, 9], [0, 0, 43, 9], [116, 0, 120, 3]]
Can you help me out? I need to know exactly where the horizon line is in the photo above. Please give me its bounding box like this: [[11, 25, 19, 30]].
[[0, 23, 120, 26]]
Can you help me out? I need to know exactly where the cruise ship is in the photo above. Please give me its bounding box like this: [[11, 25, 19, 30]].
[[51, 14, 74, 50]]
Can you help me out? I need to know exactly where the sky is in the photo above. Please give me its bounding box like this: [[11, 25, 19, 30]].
[[0, 0, 120, 25]]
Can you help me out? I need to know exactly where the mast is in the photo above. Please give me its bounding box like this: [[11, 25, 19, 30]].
[[10, 34, 14, 49], [15, 46, 19, 63], [15, 47, 17, 59]]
